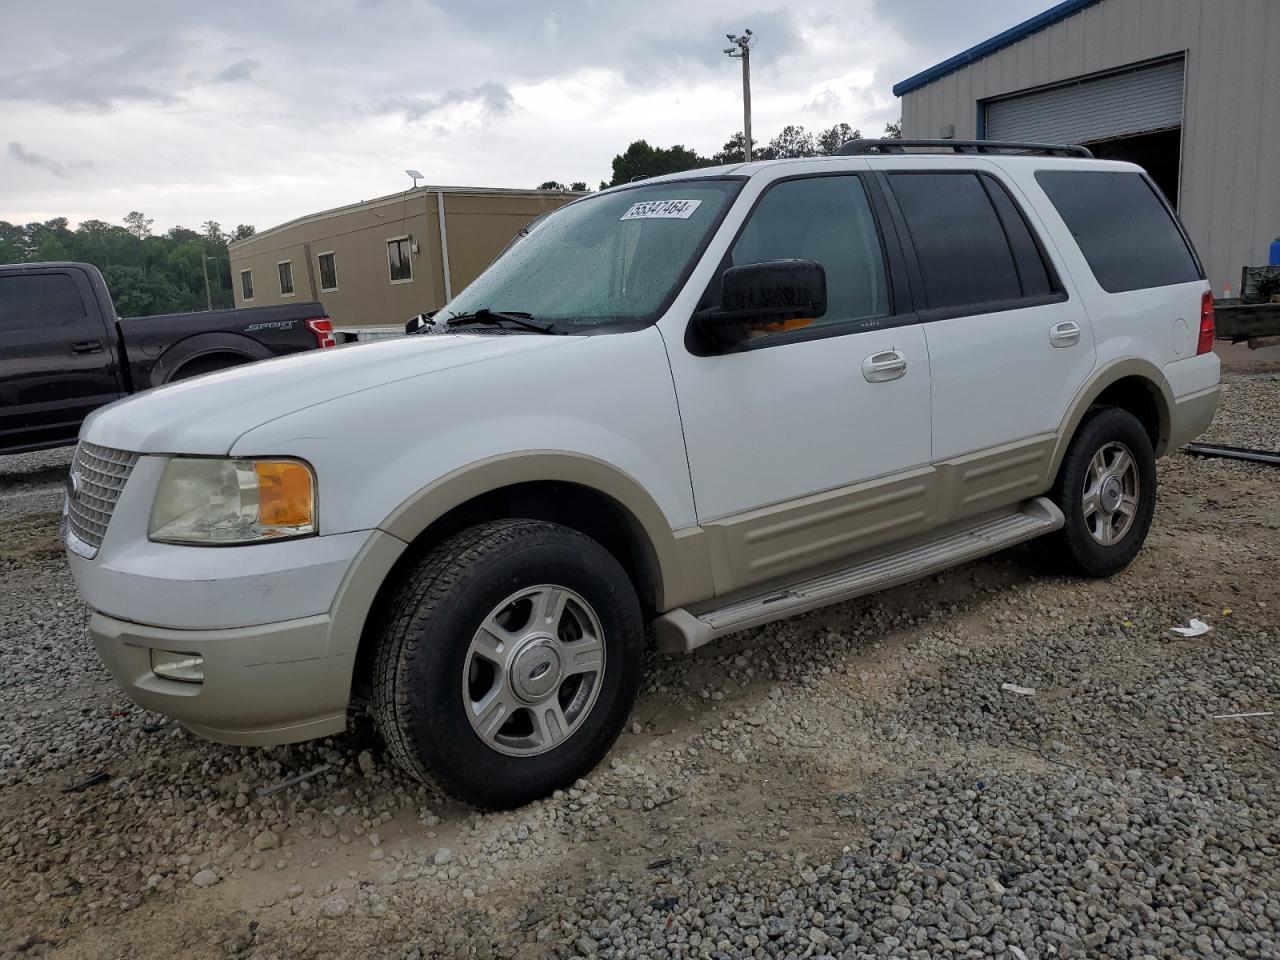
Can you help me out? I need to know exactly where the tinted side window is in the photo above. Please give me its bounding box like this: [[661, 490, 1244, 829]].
[[889, 172, 1025, 311], [0, 273, 87, 330], [730, 176, 889, 327], [983, 177, 1054, 299], [1035, 171, 1201, 293]]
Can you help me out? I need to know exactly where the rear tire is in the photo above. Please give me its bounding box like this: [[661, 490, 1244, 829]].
[[1044, 406, 1156, 578], [371, 519, 644, 809], [167, 354, 249, 382]]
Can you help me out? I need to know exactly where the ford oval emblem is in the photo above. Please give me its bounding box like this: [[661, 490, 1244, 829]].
[[529, 661, 553, 680]]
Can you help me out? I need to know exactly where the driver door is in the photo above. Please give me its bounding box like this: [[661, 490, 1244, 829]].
[[663, 173, 936, 592]]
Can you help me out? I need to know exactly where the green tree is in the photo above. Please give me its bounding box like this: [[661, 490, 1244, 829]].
[[607, 140, 710, 187], [537, 180, 567, 190], [123, 210, 153, 240], [816, 123, 861, 155], [231, 224, 256, 241], [883, 117, 903, 139], [710, 131, 752, 165], [765, 125, 817, 159], [0, 221, 26, 263], [104, 263, 189, 315], [569, 181, 588, 192]]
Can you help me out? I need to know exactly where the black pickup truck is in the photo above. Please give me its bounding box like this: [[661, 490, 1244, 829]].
[[1, 261, 337, 454]]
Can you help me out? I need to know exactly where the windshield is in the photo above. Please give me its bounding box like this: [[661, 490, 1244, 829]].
[[441, 179, 742, 329]]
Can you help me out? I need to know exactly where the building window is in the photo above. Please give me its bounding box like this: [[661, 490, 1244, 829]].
[[240, 269, 254, 301], [318, 251, 338, 292], [278, 260, 295, 296], [387, 237, 413, 283]]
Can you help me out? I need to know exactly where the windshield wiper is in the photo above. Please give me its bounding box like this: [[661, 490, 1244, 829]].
[[442, 308, 556, 334]]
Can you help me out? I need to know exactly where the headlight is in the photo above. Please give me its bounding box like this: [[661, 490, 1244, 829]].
[[149, 458, 316, 544]]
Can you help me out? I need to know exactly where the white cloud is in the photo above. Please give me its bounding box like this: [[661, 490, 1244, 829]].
[[0, 0, 1050, 231]]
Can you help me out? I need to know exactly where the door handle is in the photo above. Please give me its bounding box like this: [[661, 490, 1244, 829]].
[[862, 349, 907, 383], [1049, 322, 1081, 348], [70, 339, 104, 354]]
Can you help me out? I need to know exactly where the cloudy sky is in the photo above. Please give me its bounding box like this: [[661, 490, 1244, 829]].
[[1, 0, 1050, 233]]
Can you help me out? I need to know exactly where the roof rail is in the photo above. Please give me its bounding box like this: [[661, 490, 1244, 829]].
[[836, 138, 1094, 159]]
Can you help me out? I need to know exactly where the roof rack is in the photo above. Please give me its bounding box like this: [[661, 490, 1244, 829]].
[[836, 138, 1094, 159]]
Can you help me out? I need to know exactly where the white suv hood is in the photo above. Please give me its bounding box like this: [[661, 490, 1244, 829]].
[[82, 333, 574, 455]]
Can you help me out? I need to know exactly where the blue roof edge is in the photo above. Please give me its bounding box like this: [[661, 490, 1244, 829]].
[[893, 0, 1105, 97]]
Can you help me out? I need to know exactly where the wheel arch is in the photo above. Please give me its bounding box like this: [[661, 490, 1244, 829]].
[[1048, 360, 1174, 482], [340, 452, 713, 697], [151, 332, 272, 386]]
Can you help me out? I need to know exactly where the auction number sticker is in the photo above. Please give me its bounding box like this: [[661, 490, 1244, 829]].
[[620, 199, 703, 221]]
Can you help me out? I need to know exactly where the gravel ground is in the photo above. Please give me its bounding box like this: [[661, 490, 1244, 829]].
[[1, 373, 1277, 960], [0, 447, 71, 524]]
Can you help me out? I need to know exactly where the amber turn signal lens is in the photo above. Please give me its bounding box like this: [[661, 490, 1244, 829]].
[[254, 461, 315, 528]]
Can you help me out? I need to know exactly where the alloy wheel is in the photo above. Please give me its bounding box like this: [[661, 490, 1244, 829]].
[[461, 585, 606, 757], [1082, 441, 1141, 547]]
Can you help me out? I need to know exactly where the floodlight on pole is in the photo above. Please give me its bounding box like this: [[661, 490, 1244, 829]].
[[723, 29, 755, 162], [405, 169, 424, 188]]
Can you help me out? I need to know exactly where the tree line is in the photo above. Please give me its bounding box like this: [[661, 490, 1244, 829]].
[[542, 119, 903, 191], [0, 214, 255, 317]]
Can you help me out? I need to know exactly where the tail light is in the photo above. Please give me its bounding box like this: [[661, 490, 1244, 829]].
[[1196, 291, 1215, 355], [306, 317, 337, 349]]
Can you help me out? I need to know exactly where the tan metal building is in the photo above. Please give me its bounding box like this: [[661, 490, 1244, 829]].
[[895, 0, 1280, 293], [228, 186, 582, 327]]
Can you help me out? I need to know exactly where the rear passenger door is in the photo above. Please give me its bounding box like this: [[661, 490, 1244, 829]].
[[0, 268, 124, 449], [881, 167, 1095, 518]]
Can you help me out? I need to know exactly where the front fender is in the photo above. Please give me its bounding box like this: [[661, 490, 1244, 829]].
[[380, 450, 714, 611]]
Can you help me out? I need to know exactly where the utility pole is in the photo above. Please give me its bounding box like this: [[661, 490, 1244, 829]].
[[201, 255, 217, 311], [724, 29, 755, 161]]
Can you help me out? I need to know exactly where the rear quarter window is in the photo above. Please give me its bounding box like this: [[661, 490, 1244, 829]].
[[1035, 170, 1202, 293]]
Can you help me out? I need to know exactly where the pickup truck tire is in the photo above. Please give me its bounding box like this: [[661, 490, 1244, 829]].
[[166, 354, 250, 382], [1045, 406, 1157, 578], [371, 519, 645, 809]]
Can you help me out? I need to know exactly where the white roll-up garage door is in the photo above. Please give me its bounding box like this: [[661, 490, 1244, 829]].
[[985, 57, 1185, 144]]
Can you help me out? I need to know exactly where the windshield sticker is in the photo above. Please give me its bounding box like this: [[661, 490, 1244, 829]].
[[620, 199, 703, 221]]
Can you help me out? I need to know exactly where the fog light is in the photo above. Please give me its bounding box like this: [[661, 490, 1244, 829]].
[[151, 649, 204, 683]]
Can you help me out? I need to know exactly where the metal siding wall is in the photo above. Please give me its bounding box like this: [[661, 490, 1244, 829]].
[[985, 59, 1185, 144], [898, 0, 1279, 290]]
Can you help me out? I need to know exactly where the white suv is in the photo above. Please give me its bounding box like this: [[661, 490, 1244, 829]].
[[64, 140, 1220, 808]]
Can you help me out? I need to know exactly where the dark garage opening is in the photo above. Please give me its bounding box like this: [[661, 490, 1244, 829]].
[[1087, 127, 1183, 208]]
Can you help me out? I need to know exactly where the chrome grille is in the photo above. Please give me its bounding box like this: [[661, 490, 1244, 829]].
[[64, 442, 139, 558]]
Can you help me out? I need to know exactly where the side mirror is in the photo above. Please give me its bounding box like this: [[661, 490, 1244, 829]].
[[694, 259, 827, 346], [405, 309, 440, 334]]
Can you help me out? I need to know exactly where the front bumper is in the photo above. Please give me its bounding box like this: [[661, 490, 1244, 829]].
[[91, 611, 350, 745], [62, 448, 408, 744], [77, 523, 405, 746]]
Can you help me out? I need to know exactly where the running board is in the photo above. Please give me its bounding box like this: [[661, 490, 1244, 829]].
[[653, 497, 1063, 654]]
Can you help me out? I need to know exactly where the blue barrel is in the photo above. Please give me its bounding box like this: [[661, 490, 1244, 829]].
[[1271, 236, 1280, 266]]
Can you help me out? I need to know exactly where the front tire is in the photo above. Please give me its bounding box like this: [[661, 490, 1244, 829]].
[[371, 520, 644, 809], [1045, 406, 1157, 578], [166, 354, 249, 382]]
